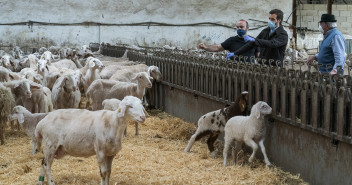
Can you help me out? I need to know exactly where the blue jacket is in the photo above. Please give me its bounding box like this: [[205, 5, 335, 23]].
[[316, 28, 346, 74]]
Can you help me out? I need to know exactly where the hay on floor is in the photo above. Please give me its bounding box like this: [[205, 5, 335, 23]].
[[0, 110, 307, 185]]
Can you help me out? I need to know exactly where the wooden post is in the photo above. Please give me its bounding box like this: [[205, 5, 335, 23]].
[[327, 0, 332, 14]]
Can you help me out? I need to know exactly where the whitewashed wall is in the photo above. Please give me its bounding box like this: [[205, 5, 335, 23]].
[[0, 0, 292, 50], [296, 4, 352, 53]]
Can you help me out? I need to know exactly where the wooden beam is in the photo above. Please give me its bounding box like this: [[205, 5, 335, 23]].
[[292, 0, 297, 48], [328, 0, 332, 14]]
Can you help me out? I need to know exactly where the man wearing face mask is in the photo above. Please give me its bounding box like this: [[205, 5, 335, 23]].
[[198, 19, 259, 63], [307, 14, 346, 75], [228, 9, 288, 67]]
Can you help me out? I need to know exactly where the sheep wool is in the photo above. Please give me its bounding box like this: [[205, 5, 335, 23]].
[[0, 84, 15, 145], [223, 101, 272, 167]]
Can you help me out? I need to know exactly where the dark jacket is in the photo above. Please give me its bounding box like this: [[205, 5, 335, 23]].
[[235, 25, 288, 66]]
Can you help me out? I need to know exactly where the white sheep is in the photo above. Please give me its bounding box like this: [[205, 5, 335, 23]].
[[102, 98, 121, 111], [83, 57, 104, 93], [184, 91, 249, 157], [10, 106, 48, 154], [35, 96, 147, 185], [36, 59, 59, 77], [223, 101, 272, 167], [0, 66, 22, 82], [2, 79, 33, 100], [41, 51, 55, 65], [0, 83, 15, 144], [102, 98, 134, 136], [42, 72, 60, 91], [43, 87, 53, 112], [24, 54, 39, 69], [51, 74, 81, 109], [86, 72, 152, 110], [20, 83, 50, 113], [0, 66, 12, 82], [51, 59, 78, 70], [100, 63, 146, 79], [109, 65, 162, 82], [1, 54, 15, 71]]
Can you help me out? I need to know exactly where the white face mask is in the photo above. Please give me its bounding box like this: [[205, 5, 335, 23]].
[[319, 25, 324, 34]]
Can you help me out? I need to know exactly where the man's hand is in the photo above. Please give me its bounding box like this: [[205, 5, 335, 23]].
[[198, 43, 207, 50], [243, 35, 255, 42], [307, 55, 316, 65], [226, 52, 235, 60], [330, 69, 337, 74]]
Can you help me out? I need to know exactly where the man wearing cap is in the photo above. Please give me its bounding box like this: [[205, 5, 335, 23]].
[[198, 19, 259, 63], [227, 9, 288, 67], [307, 14, 346, 75]]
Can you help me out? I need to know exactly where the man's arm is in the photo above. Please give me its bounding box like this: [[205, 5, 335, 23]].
[[234, 30, 266, 55], [199, 43, 225, 52], [331, 34, 346, 73], [254, 31, 288, 48]]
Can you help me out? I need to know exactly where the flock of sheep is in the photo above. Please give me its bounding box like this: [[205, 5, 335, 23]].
[[0, 44, 273, 185]]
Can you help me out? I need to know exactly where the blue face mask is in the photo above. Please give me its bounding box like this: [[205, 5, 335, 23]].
[[268, 20, 277, 29], [237, 29, 246, 37]]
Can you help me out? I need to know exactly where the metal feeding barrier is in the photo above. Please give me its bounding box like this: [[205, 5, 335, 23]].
[[94, 44, 352, 145]]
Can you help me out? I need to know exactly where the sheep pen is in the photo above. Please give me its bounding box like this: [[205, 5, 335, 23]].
[[0, 109, 306, 185]]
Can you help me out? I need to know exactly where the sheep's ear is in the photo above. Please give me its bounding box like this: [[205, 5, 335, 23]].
[[117, 101, 127, 117], [143, 107, 150, 117], [18, 113, 24, 124], [132, 73, 139, 81], [21, 58, 29, 66], [46, 65, 49, 72], [14, 82, 20, 89], [10, 59, 15, 67], [149, 76, 153, 81], [9, 74, 14, 80], [89, 60, 95, 68], [30, 83, 41, 89], [239, 98, 246, 112], [59, 77, 67, 88], [256, 103, 261, 119]]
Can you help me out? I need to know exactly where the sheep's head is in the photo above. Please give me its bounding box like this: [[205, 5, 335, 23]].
[[14, 80, 32, 98], [1, 55, 14, 69], [88, 57, 104, 70], [134, 72, 152, 88], [253, 101, 272, 119], [80, 45, 89, 52], [148, 66, 162, 81], [10, 106, 29, 123], [39, 47, 47, 55], [117, 96, 147, 123], [12, 46, 23, 59], [37, 59, 49, 73], [41, 51, 54, 64], [60, 75, 77, 93]]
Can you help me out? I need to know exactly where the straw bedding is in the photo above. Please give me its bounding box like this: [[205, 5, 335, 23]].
[[0, 109, 307, 185]]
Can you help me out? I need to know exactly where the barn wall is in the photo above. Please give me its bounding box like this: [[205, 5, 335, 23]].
[[0, 0, 292, 50], [296, 3, 352, 53]]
